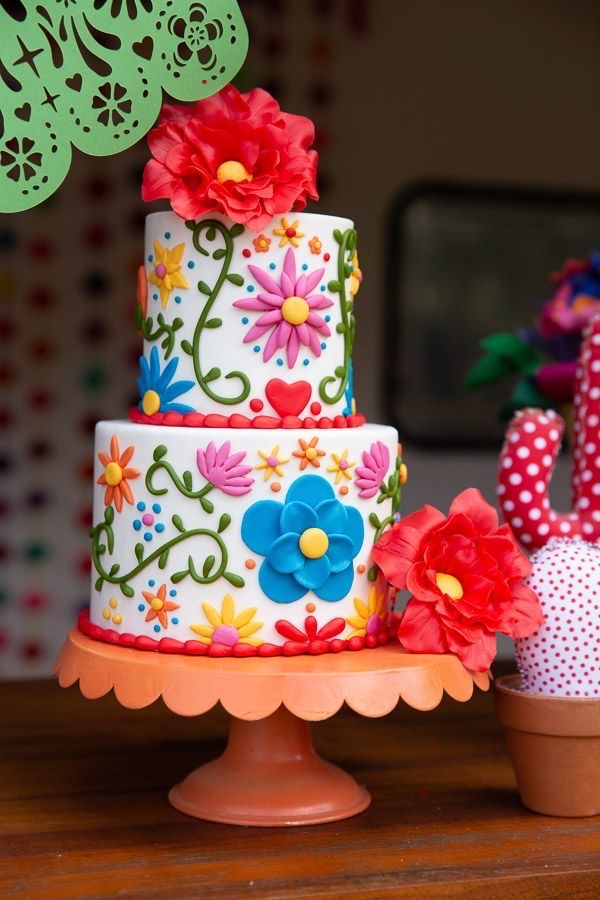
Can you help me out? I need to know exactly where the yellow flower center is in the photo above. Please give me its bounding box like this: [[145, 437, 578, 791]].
[[150, 596, 164, 611], [435, 572, 464, 601], [305, 447, 318, 461], [299, 527, 329, 559], [142, 389, 161, 415], [216, 160, 252, 184], [104, 462, 123, 486], [282, 296, 310, 325]]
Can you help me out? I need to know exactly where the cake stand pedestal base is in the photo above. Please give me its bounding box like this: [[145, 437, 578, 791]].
[[169, 705, 369, 825], [55, 629, 489, 826]]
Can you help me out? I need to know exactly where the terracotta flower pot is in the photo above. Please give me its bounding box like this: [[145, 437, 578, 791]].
[[494, 674, 600, 817]]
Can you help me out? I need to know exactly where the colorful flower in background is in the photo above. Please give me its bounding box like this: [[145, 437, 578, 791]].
[[196, 441, 254, 496], [252, 234, 271, 252], [465, 252, 600, 415], [137, 347, 194, 415], [147, 240, 189, 309], [355, 441, 390, 498], [97, 435, 140, 512], [235, 248, 333, 368], [346, 586, 387, 638], [328, 448, 355, 484], [293, 436, 325, 470], [255, 444, 290, 481], [142, 583, 179, 630], [242, 474, 364, 603], [372, 488, 544, 672], [141, 85, 318, 230], [273, 217, 305, 248], [349, 250, 362, 298], [190, 594, 263, 647]]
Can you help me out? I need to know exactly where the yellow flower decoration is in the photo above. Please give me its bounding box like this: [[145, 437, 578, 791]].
[[346, 586, 386, 638], [256, 444, 290, 481], [190, 594, 263, 647], [327, 448, 355, 484], [273, 217, 305, 248], [349, 250, 362, 298], [147, 240, 189, 309]]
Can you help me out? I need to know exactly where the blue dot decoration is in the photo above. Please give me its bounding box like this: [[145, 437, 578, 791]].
[[154, 624, 161, 633], [247, 285, 254, 292], [155, 523, 165, 533], [253, 345, 260, 353], [133, 520, 142, 531], [172, 617, 179, 625], [164, 231, 171, 239], [149, 579, 156, 587], [138, 603, 145, 612], [148, 254, 153, 262], [187, 260, 195, 269], [241, 316, 249, 325], [169, 589, 177, 597], [152, 503, 161, 514], [303, 359, 309, 366], [320, 342, 327, 350], [320, 285, 326, 291], [137, 501, 146, 512], [302, 263, 308, 271], [269, 262, 276, 270], [152, 293, 158, 301], [325, 314, 331, 322], [276, 358, 283, 366], [144, 532, 153, 542], [175, 296, 182, 304]]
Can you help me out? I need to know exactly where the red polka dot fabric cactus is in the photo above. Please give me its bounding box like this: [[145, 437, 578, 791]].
[[498, 315, 600, 549], [515, 538, 600, 697]]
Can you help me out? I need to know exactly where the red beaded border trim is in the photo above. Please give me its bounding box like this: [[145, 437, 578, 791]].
[[78, 610, 393, 657], [128, 408, 366, 429]]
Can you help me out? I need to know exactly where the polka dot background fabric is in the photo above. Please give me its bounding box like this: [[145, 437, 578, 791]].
[[0, 0, 370, 677], [515, 538, 599, 697]]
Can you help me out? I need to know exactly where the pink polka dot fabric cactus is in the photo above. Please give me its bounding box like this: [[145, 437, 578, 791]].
[[515, 538, 600, 697], [498, 315, 600, 549]]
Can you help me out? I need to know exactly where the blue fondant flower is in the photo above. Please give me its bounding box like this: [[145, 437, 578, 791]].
[[241, 474, 364, 603], [137, 346, 194, 415]]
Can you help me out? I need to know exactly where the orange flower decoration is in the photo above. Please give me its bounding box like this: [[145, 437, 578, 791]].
[[293, 436, 325, 470], [252, 234, 271, 252], [142, 584, 180, 629], [97, 435, 140, 512], [308, 236, 322, 255]]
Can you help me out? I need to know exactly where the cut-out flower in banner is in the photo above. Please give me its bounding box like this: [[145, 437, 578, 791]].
[[0, 1, 248, 212]]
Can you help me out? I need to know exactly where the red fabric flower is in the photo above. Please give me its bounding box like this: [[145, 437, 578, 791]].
[[372, 488, 543, 672], [141, 85, 318, 230]]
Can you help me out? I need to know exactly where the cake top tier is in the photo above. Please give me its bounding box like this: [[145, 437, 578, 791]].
[[131, 85, 363, 429]]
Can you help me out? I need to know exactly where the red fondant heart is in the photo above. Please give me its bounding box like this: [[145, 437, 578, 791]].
[[265, 379, 311, 417]]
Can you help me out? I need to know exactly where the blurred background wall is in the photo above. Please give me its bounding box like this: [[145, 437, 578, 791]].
[[1, 0, 599, 676]]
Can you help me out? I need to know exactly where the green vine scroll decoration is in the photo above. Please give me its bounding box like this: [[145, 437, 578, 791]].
[[367, 452, 405, 582], [135, 303, 183, 360], [319, 227, 358, 405], [180, 218, 250, 405], [91, 504, 244, 598], [146, 444, 215, 513]]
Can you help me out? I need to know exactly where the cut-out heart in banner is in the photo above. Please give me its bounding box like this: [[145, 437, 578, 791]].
[[0, 0, 248, 212]]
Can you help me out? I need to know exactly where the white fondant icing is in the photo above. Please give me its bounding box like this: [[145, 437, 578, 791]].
[[140, 211, 357, 419], [90, 422, 398, 647]]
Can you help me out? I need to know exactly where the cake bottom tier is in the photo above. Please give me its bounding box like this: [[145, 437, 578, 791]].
[[89, 422, 400, 655]]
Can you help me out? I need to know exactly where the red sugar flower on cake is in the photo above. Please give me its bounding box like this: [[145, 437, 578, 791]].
[[234, 248, 333, 368], [372, 488, 544, 672], [141, 85, 318, 230], [355, 441, 390, 498], [96, 436, 140, 512], [196, 441, 254, 496]]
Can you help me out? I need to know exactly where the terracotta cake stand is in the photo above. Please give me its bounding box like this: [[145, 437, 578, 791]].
[[55, 629, 489, 826]]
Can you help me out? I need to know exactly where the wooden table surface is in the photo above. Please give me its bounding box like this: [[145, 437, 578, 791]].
[[1, 671, 598, 898]]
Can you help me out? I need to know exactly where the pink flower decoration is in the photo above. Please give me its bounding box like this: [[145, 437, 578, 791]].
[[196, 441, 254, 496], [355, 441, 390, 498], [234, 248, 333, 368]]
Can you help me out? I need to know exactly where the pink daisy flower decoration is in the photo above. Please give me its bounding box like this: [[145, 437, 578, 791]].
[[196, 441, 254, 496], [234, 248, 334, 368]]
